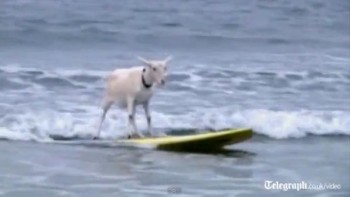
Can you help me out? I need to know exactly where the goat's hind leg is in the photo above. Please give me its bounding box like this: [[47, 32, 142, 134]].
[[95, 99, 113, 139]]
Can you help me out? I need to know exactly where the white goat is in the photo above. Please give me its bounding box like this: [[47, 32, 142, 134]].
[[95, 56, 172, 139]]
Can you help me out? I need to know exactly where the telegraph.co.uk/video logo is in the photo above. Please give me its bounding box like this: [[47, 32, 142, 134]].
[[264, 180, 342, 191]]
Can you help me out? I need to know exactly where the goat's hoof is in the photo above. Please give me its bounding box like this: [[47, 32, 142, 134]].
[[127, 133, 145, 139], [145, 132, 152, 137], [92, 136, 99, 140], [127, 134, 140, 139], [157, 133, 167, 137], [135, 135, 144, 139]]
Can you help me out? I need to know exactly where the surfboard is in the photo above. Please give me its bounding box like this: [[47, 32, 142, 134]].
[[117, 128, 253, 151]]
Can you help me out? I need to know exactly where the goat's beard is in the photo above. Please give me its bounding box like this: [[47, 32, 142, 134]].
[[154, 81, 165, 87]]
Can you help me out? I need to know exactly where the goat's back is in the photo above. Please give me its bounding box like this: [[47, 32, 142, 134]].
[[105, 66, 144, 102]]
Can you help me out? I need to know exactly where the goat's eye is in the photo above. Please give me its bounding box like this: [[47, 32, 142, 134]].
[[153, 67, 157, 71]]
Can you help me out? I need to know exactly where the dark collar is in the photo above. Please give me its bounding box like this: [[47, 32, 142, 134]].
[[142, 68, 152, 89]]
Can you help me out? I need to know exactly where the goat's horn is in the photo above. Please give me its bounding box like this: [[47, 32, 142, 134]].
[[137, 56, 150, 64], [163, 56, 172, 63]]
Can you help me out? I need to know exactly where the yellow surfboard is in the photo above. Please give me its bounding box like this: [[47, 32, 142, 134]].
[[118, 128, 253, 151]]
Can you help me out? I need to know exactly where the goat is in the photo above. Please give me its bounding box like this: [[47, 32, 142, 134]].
[[95, 56, 172, 139]]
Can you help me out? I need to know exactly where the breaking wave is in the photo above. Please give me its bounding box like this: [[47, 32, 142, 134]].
[[0, 108, 348, 142], [0, 64, 349, 142]]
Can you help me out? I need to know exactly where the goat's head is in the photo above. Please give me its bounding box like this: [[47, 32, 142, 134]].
[[138, 56, 172, 86]]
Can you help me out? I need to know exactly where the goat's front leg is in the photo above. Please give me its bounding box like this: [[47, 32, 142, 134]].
[[143, 101, 153, 136], [127, 97, 143, 138]]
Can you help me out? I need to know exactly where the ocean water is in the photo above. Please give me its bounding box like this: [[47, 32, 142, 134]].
[[0, 0, 349, 196]]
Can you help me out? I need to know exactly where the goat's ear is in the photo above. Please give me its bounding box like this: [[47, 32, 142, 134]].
[[137, 56, 151, 65], [163, 56, 172, 64]]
